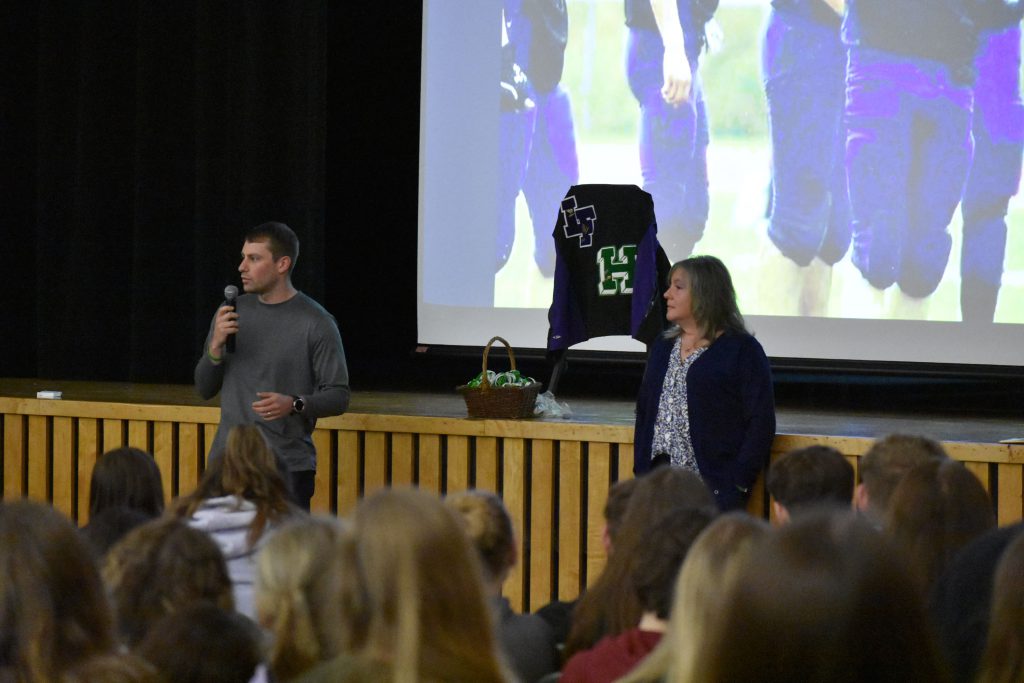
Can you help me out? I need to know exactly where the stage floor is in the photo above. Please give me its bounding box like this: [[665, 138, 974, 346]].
[[2, 377, 1020, 445]]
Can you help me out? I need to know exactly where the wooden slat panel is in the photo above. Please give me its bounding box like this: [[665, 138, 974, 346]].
[[391, 433, 415, 487], [558, 441, 583, 600], [964, 461, 990, 493], [529, 439, 555, 611], [128, 420, 148, 451], [51, 417, 75, 519], [178, 423, 201, 496], [27, 415, 50, 502], [363, 432, 388, 495], [447, 435, 470, 493], [203, 424, 218, 463], [476, 436, 499, 493], [417, 434, 442, 495], [501, 438, 527, 613], [585, 443, 611, 588], [618, 443, 634, 483], [152, 422, 175, 507], [103, 419, 124, 450], [745, 470, 767, 518], [77, 419, 100, 522], [337, 431, 361, 516], [997, 464, 1023, 526], [3, 414, 26, 498], [312, 429, 333, 513]]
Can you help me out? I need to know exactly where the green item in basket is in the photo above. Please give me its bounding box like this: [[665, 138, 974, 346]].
[[466, 369, 536, 388]]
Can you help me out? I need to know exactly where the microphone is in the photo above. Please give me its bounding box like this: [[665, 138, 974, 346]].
[[224, 285, 238, 354]]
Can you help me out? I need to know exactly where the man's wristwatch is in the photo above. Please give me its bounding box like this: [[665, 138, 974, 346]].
[[292, 395, 305, 414]]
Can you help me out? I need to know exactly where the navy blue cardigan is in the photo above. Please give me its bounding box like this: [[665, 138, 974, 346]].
[[633, 331, 776, 510]]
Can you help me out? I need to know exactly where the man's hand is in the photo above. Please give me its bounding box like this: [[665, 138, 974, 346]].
[[661, 46, 692, 106], [253, 392, 293, 421], [209, 304, 238, 357]]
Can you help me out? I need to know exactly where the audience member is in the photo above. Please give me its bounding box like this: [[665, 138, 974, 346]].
[[561, 506, 717, 683], [81, 446, 165, 557], [691, 509, 949, 682], [135, 603, 263, 683], [103, 516, 235, 648], [0, 499, 155, 683], [854, 433, 948, 522], [565, 467, 716, 659], [620, 512, 770, 683], [446, 489, 558, 683], [174, 424, 301, 618], [766, 445, 854, 524], [295, 487, 511, 682], [975, 530, 1024, 683], [255, 516, 349, 682], [886, 459, 995, 590], [930, 523, 1024, 683], [537, 477, 639, 649]]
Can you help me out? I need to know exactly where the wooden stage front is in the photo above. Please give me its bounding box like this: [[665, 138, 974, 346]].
[[2, 378, 1023, 613]]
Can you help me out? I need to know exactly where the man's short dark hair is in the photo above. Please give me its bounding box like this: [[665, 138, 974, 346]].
[[767, 446, 854, 513], [245, 221, 299, 271]]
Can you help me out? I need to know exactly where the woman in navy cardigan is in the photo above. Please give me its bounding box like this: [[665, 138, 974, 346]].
[[634, 255, 776, 511]]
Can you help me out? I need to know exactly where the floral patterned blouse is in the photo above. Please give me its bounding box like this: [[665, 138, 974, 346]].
[[651, 337, 705, 476]]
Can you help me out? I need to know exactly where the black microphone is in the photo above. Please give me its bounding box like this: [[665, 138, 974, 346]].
[[224, 285, 238, 354]]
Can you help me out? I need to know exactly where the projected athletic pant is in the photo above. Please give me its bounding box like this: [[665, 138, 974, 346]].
[[762, 8, 850, 267], [845, 47, 974, 297], [627, 27, 710, 261], [498, 105, 536, 270], [522, 85, 580, 277], [960, 26, 1024, 322]]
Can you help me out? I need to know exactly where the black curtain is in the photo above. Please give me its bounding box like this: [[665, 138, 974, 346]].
[[2, 1, 327, 383]]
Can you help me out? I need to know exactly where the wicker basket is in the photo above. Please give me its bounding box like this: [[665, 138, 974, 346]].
[[457, 336, 542, 419]]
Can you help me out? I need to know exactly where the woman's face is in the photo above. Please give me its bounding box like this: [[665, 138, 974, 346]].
[[664, 267, 695, 327]]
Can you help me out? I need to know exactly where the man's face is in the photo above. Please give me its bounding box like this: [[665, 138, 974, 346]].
[[238, 240, 286, 295]]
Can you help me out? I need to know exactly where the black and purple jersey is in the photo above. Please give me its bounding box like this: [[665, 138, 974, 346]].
[[547, 184, 670, 351]]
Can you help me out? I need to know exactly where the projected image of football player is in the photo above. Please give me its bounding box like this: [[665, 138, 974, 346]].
[[758, 0, 849, 317], [499, 0, 580, 277], [960, 23, 1024, 323], [624, 0, 717, 261], [842, 0, 1024, 317]]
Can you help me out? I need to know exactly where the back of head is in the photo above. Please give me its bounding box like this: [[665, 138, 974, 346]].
[[632, 506, 718, 619], [81, 506, 153, 559], [623, 512, 769, 683], [886, 459, 995, 589], [604, 477, 639, 549], [347, 487, 506, 683], [858, 434, 948, 517], [89, 446, 165, 519], [136, 603, 263, 683], [767, 446, 854, 514], [444, 489, 516, 585], [566, 468, 716, 656], [976, 531, 1024, 683], [0, 499, 115, 682], [245, 221, 299, 270], [695, 510, 948, 683], [255, 516, 349, 682], [103, 516, 234, 648]]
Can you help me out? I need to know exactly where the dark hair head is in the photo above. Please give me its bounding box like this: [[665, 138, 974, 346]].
[[767, 446, 854, 513], [0, 499, 116, 681], [632, 506, 718, 618], [88, 447, 165, 519], [886, 459, 995, 589], [136, 603, 263, 683], [604, 478, 639, 545], [245, 221, 299, 271], [696, 510, 949, 683], [859, 434, 948, 516], [102, 516, 234, 648], [81, 506, 152, 559], [444, 489, 516, 582], [670, 255, 746, 338], [976, 530, 1024, 683]]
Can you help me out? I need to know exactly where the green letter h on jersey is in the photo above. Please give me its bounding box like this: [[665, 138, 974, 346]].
[[597, 245, 637, 296]]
